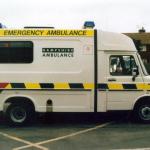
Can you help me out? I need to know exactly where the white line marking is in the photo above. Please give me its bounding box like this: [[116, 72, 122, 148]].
[[115, 148, 150, 150], [0, 132, 48, 150], [37, 122, 112, 145], [15, 122, 112, 150]]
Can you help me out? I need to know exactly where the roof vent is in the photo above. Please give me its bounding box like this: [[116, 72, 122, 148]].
[[139, 27, 146, 33], [24, 26, 54, 29]]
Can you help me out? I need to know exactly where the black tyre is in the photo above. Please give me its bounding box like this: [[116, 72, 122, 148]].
[[134, 102, 150, 123], [5, 103, 34, 126]]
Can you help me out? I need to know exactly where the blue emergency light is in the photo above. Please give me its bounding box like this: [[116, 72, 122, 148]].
[[0, 23, 6, 28], [84, 21, 95, 29]]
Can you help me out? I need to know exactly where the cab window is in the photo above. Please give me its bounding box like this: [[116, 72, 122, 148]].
[[110, 55, 137, 76]]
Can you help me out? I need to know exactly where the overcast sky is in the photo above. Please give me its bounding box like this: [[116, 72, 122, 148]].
[[0, 0, 150, 32]]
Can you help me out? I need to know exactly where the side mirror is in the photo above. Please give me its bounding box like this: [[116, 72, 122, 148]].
[[132, 66, 139, 81]]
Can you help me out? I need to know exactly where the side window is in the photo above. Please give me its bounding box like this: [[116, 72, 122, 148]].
[[110, 55, 137, 76], [0, 41, 33, 63]]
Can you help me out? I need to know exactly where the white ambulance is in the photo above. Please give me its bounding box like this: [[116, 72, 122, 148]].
[[0, 25, 149, 125]]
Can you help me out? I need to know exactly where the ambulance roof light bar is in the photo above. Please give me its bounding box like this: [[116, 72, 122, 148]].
[[83, 21, 95, 29], [0, 23, 6, 28]]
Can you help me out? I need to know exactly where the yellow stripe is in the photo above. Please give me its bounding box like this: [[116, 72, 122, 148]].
[[3, 82, 149, 91], [5, 84, 12, 89], [136, 83, 145, 90], [0, 30, 4, 36], [0, 29, 94, 37], [83, 83, 94, 89], [108, 83, 123, 90], [25, 83, 41, 89], [144, 84, 150, 90], [54, 83, 70, 89]]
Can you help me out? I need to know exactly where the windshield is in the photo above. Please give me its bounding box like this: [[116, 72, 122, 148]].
[[137, 53, 149, 76]]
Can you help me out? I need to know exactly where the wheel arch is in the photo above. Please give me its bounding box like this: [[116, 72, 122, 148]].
[[3, 96, 36, 113], [133, 95, 150, 110]]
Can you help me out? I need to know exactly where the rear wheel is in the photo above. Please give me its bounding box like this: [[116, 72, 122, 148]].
[[134, 102, 150, 123], [5, 103, 34, 126]]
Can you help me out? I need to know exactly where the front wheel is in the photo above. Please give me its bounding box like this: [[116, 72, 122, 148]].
[[134, 102, 150, 123], [5, 103, 34, 126]]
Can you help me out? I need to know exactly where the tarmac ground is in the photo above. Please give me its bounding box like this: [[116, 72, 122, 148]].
[[0, 112, 150, 150]]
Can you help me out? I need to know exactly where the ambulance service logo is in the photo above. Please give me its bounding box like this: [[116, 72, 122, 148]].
[[42, 48, 74, 58]]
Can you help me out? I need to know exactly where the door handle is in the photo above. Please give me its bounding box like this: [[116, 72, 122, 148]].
[[108, 78, 116, 82]]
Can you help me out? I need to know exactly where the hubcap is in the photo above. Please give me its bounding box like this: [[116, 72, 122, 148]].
[[10, 107, 27, 123], [140, 106, 150, 120]]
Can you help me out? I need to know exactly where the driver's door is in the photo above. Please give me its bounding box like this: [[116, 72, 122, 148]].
[[106, 53, 144, 110]]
